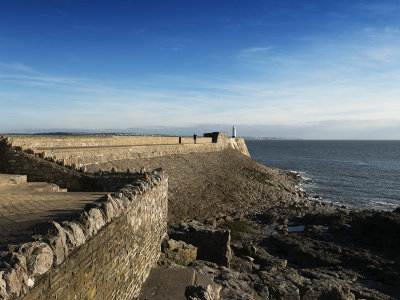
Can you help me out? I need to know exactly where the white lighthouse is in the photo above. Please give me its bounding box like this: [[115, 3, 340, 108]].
[[232, 126, 237, 138]]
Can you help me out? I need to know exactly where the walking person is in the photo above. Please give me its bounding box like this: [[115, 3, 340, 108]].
[[193, 133, 197, 144]]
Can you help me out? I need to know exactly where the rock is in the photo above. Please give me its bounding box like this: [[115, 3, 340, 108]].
[[161, 239, 197, 266], [193, 260, 257, 300], [269, 234, 342, 268], [301, 283, 356, 300], [256, 211, 279, 225], [34, 221, 68, 265], [80, 207, 106, 237], [170, 220, 232, 267], [17, 242, 53, 276], [253, 247, 287, 268], [100, 195, 123, 222], [230, 256, 254, 273], [3, 269, 22, 298], [185, 284, 219, 300], [61, 222, 86, 250], [0, 271, 8, 299]]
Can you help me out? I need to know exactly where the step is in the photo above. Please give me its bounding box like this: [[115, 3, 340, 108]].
[[0, 182, 61, 194], [0, 174, 27, 186]]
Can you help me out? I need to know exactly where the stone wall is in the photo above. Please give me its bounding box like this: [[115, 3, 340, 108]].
[[1, 134, 250, 170], [0, 139, 145, 192], [0, 170, 168, 300], [6, 136, 212, 150]]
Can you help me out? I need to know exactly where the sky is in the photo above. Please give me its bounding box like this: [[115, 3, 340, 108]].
[[1, 0, 400, 139]]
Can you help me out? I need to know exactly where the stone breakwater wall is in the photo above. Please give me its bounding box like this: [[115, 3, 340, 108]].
[[1, 133, 249, 170], [0, 169, 168, 300], [0, 139, 145, 192], [7, 136, 213, 150]]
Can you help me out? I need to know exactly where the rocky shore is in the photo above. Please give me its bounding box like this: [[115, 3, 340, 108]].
[[86, 150, 400, 299]]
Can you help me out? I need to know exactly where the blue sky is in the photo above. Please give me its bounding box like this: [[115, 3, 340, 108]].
[[1, 0, 400, 138]]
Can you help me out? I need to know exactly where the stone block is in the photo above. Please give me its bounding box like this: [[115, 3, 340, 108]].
[[161, 239, 197, 266], [170, 221, 232, 267]]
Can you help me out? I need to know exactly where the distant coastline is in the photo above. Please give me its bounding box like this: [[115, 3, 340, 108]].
[[243, 136, 303, 140]]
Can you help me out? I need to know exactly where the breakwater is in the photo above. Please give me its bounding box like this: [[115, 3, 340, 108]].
[[2, 132, 249, 170]]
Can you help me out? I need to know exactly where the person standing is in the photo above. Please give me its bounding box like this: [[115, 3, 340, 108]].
[[193, 133, 197, 144]]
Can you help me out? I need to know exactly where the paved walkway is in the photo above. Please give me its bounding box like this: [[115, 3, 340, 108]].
[[0, 174, 106, 248]]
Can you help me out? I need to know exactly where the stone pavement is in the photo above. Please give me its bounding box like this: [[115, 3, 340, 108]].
[[0, 174, 106, 248]]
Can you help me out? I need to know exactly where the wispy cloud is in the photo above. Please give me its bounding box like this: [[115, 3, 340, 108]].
[[240, 47, 273, 57], [0, 62, 35, 73]]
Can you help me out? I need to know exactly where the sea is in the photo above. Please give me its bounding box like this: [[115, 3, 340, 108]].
[[246, 140, 400, 211]]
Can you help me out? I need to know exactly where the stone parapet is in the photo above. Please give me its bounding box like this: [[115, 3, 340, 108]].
[[0, 139, 147, 191], [0, 169, 168, 300]]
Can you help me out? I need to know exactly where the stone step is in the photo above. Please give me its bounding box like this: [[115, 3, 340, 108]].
[[0, 174, 27, 186], [0, 181, 61, 193]]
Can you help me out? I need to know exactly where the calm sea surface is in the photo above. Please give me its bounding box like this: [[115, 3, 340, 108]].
[[246, 140, 400, 211]]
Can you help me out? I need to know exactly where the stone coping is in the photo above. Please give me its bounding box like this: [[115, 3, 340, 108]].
[[0, 169, 165, 300]]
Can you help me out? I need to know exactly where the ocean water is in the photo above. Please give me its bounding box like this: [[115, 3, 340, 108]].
[[246, 140, 400, 211]]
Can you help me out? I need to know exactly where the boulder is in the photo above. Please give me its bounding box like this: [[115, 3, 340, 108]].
[[161, 239, 197, 266]]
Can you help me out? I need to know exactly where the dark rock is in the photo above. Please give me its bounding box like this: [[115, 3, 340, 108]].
[[170, 221, 232, 267], [185, 284, 219, 300]]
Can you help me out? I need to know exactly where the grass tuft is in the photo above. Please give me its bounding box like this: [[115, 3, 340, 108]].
[[218, 220, 256, 241]]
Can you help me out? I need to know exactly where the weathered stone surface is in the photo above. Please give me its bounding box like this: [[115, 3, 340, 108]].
[[100, 195, 120, 222], [193, 261, 256, 300], [301, 284, 356, 300], [3, 268, 22, 298], [0, 271, 7, 299], [161, 239, 197, 266], [17, 242, 53, 276], [34, 221, 68, 265], [80, 208, 106, 237], [170, 220, 232, 267], [62, 221, 86, 250], [185, 284, 219, 300]]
